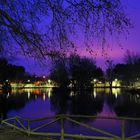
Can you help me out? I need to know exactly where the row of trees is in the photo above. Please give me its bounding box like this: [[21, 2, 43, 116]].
[[1, 51, 140, 88], [111, 52, 140, 87], [50, 52, 140, 88], [50, 54, 103, 89], [0, 58, 32, 83]]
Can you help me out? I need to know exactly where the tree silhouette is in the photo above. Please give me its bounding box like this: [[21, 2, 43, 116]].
[[50, 57, 69, 88], [50, 54, 103, 89], [0, 0, 131, 59], [112, 52, 140, 87], [106, 59, 114, 88], [0, 57, 28, 83], [0, 58, 8, 82], [69, 54, 102, 89]]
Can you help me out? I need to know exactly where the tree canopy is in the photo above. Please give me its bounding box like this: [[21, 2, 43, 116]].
[[0, 57, 32, 82], [0, 0, 131, 59], [50, 54, 103, 89], [112, 52, 140, 86]]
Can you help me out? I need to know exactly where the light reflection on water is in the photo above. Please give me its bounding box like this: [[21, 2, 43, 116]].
[[0, 87, 140, 137]]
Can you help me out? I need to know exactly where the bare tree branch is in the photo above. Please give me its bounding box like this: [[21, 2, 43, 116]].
[[0, 0, 132, 59]]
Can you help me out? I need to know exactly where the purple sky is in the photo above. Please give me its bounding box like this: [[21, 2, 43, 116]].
[[10, 0, 140, 75]]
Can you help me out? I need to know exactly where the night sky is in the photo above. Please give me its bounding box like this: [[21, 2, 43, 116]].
[[10, 0, 140, 75]]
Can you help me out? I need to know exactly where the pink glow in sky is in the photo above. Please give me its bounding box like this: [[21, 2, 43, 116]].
[[82, 0, 140, 69]]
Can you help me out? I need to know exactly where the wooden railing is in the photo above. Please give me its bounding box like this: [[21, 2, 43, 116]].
[[1, 114, 140, 140]]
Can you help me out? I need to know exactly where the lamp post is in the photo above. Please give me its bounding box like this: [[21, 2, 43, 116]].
[[94, 79, 97, 88]]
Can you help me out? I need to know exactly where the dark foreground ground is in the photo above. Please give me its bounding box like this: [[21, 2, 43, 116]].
[[0, 126, 54, 140]]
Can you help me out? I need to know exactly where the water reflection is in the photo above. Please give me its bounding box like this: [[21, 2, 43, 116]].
[[50, 88, 105, 116], [0, 88, 52, 120], [0, 94, 8, 119], [0, 87, 140, 128], [114, 92, 140, 117]]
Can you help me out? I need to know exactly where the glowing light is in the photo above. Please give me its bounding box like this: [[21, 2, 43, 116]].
[[70, 91, 74, 96], [48, 88, 52, 98], [115, 93, 118, 98], [94, 79, 97, 82], [43, 93, 46, 101], [112, 79, 121, 87], [136, 94, 139, 98], [112, 88, 121, 96], [24, 84, 34, 88], [28, 91, 31, 99], [48, 79, 51, 84], [93, 89, 96, 98], [7, 92, 10, 98]]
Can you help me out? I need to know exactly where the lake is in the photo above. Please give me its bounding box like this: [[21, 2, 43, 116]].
[[0, 87, 140, 138]]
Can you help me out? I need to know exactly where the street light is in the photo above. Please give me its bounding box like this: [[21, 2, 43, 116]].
[[94, 79, 97, 82], [115, 78, 118, 81], [48, 79, 51, 84], [93, 79, 97, 87]]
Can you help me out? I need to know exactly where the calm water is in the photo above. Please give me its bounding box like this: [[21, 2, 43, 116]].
[[0, 87, 140, 137]]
